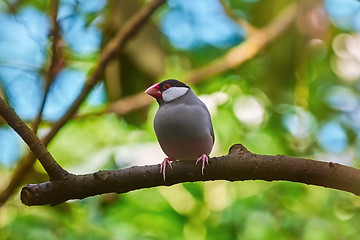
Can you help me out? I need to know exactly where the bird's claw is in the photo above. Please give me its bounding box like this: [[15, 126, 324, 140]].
[[196, 154, 209, 175], [160, 158, 173, 181]]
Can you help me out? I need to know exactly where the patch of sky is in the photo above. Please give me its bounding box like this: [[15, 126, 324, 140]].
[[60, 0, 106, 13], [87, 82, 106, 106], [0, 67, 42, 120], [345, 106, 360, 133], [355, 11, 360, 31], [59, 13, 101, 54], [161, 0, 245, 50], [0, 67, 87, 122], [325, 0, 360, 31], [318, 121, 347, 153], [282, 109, 316, 138], [325, 86, 358, 112], [42, 68, 86, 121], [0, 7, 49, 68], [0, 128, 22, 166]]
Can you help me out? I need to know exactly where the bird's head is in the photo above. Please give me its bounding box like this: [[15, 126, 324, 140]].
[[145, 79, 190, 103]]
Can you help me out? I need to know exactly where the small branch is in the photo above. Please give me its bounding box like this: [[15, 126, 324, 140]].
[[185, 2, 297, 84], [0, 97, 68, 180], [262, 2, 298, 42], [3, 0, 19, 14], [75, 93, 152, 118], [21, 144, 360, 206], [32, 0, 62, 133], [219, 0, 259, 35]]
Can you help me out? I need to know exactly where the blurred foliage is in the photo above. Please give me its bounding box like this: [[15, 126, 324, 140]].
[[1, 0, 360, 239]]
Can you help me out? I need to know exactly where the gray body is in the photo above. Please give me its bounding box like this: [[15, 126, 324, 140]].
[[154, 89, 214, 160]]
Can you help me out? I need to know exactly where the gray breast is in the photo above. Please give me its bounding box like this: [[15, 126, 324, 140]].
[[154, 90, 213, 140]]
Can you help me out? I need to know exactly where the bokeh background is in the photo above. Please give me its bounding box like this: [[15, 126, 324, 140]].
[[1, 0, 360, 239]]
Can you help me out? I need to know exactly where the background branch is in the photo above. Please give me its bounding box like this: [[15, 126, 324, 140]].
[[78, 1, 297, 118], [20, 144, 360, 206], [219, 0, 260, 36], [185, 2, 297, 84], [31, 0, 62, 134]]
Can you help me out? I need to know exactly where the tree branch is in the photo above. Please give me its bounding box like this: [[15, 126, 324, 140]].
[[0, 0, 165, 206], [20, 144, 360, 206], [0, 97, 68, 180]]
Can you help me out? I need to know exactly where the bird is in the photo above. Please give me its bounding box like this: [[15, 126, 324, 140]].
[[145, 79, 214, 180]]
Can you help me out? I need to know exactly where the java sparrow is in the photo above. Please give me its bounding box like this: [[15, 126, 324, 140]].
[[145, 79, 214, 179]]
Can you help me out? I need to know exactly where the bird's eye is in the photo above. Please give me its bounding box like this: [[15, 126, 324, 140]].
[[163, 83, 171, 90]]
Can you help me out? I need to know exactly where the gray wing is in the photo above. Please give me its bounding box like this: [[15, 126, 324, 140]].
[[198, 98, 215, 144]]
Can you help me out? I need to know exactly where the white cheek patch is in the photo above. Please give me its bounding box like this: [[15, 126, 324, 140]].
[[162, 87, 189, 102]]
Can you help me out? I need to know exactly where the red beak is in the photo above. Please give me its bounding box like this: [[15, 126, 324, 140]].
[[145, 83, 161, 98]]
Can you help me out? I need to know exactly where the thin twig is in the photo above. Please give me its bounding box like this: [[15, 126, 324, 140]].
[[32, 0, 62, 133]]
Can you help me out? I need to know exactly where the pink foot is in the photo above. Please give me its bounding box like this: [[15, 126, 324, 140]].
[[160, 157, 173, 180], [196, 154, 209, 175]]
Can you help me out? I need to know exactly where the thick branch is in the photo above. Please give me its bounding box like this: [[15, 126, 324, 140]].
[[0, 97, 68, 180], [21, 144, 360, 206]]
